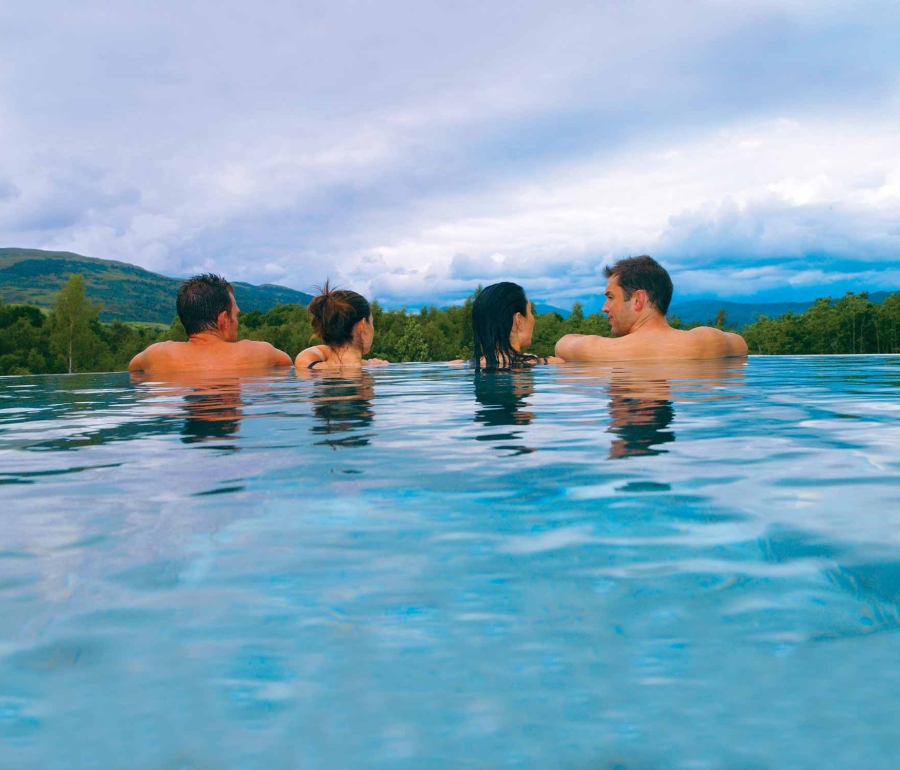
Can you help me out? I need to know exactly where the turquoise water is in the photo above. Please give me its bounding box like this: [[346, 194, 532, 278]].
[[2, 357, 900, 768]]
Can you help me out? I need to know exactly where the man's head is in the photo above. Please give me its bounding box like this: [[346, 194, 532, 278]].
[[601, 255, 673, 336], [176, 274, 238, 341]]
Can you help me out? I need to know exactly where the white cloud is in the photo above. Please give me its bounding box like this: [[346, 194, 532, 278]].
[[0, 0, 898, 306]]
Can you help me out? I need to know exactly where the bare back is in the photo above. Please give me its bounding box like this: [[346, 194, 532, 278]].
[[129, 337, 292, 374], [556, 324, 748, 362]]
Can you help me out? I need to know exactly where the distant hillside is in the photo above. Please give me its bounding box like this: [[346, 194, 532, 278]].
[[668, 299, 814, 328], [532, 300, 571, 319], [669, 293, 896, 328], [0, 248, 313, 324]]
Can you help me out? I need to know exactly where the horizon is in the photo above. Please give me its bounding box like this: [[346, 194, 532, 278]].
[[1, 1, 898, 308], [3, 245, 897, 316]]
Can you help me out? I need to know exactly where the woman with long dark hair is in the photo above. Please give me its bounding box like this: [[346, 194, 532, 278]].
[[295, 282, 388, 369], [465, 282, 564, 370]]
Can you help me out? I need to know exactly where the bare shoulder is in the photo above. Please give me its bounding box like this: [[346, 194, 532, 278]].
[[295, 345, 330, 368], [555, 333, 618, 361], [128, 340, 179, 371], [237, 339, 292, 365], [686, 326, 748, 356]]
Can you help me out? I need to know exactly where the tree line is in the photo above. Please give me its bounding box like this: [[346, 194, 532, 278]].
[[2, 274, 900, 376]]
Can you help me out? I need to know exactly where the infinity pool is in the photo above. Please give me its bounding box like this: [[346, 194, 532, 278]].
[[2, 357, 900, 768]]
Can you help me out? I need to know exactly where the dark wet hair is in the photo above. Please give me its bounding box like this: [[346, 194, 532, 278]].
[[308, 281, 371, 347], [472, 282, 538, 371], [176, 274, 234, 336], [603, 255, 673, 315]]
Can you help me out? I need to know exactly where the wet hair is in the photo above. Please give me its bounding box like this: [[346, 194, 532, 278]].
[[472, 282, 538, 371], [603, 255, 673, 315], [307, 281, 371, 347], [176, 274, 234, 336]]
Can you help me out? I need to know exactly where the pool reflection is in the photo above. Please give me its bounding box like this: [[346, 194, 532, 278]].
[[307, 371, 375, 449], [473, 371, 535, 455], [180, 384, 244, 449], [601, 359, 746, 460]]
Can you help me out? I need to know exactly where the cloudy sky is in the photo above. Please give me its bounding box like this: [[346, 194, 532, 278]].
[[1, 0, 899, 310]]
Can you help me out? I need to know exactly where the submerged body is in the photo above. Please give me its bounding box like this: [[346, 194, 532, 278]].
[[296, 343, 388, 370], [129, 275, 291, 374], [451, 282, 564, 369], [557, 319, 747, 361], [130, 336, 291, 374], [295, 284, 388, 370], [556, 258, 748, 362]]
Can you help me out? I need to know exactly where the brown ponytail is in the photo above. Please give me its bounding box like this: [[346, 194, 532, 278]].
[[307, 281, 371, 347]]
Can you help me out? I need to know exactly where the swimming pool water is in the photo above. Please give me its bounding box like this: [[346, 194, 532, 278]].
[[1, 357, 900, 768]]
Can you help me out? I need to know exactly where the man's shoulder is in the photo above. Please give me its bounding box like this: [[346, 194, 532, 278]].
[[139, 340, 184, 358], [684, 325, 748, 355], [129, 340, 183, 371], [555, 332, 628, 361], [235, 339, 276, 350], [235, 339, 292, 365]]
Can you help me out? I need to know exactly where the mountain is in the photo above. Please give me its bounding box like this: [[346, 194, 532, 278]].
[[0, 248, 313, 324], [532, 300, 571, 319], [668, 292, 897, 328], [667, 299, 815, 328]]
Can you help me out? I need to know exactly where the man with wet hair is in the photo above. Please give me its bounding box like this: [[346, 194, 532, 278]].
[[129, 274, 292, 373], [555, 256, 748, 361]]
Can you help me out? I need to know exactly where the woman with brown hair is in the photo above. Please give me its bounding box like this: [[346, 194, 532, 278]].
[[295, 282, 388, 369]]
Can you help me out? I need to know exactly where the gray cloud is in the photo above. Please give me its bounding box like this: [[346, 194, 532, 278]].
[[0, 0, 898, 303]]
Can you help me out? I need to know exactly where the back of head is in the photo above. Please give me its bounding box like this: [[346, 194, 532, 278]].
[[603, 255, 673, 315], [308, 281, 371, 347], [176, 274, 234, 336], [472, 281, 532, 370]]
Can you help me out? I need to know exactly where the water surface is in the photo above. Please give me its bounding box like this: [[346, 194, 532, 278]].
[[2, 357, 900, 768]]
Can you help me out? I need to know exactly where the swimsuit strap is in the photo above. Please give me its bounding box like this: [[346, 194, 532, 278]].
[[308, 360, 323, 369]]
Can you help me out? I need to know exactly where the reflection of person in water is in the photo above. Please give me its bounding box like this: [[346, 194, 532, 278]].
[[473, 370, 536, 455], [129, 372, 286, 451], [603, 359, 746, 460], [607, 382, 675, 459], [181, 383, 244, 448], [309, 371, 375, 449]]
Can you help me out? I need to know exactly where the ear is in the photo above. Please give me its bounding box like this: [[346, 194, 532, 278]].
[[217, 309, 231, 330], [513, 311, 524, 329], [632, 289, 647, 312]]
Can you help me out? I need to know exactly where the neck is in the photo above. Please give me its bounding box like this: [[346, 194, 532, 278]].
[[189, 329, 231, 343], [627, 312, 669, 335], [329, 343, 364, 365]]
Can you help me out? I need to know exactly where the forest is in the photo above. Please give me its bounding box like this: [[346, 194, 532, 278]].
[[2, 274, 900, 375]]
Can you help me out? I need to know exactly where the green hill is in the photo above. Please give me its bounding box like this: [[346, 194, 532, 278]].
[[0, 248, 313, 324]]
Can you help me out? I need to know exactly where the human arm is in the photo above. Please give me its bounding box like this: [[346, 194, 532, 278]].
[[362, 357, 389, 366]]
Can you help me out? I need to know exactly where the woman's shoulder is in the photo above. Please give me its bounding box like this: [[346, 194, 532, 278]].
[[295, 344, 332, 368]]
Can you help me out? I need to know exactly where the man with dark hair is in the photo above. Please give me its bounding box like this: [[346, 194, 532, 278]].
[[129, 274, 292, 373], [555, 256, 747, 361]]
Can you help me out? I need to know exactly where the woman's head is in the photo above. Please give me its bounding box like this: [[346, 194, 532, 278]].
[[471, 282, 536, 370], [308, 282, 374, 352]]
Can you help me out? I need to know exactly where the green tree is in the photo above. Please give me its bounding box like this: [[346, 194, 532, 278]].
[[396, 316, 430, 362], [48, 274, 111, 373], [168, 315, 189, 341]]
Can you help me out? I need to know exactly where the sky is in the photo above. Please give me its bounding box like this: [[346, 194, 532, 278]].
[[1, 0, 899, 310]]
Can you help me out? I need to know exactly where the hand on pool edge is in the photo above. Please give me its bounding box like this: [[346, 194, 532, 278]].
[[363, 358, 390, 366]]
